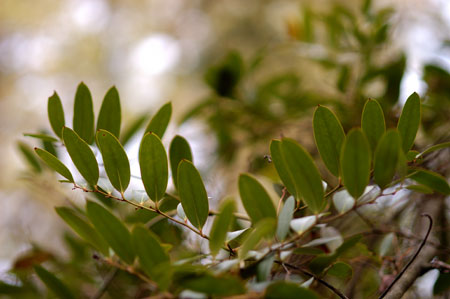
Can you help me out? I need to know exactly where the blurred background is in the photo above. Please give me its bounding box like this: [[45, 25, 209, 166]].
[[1, 0, 450, 297]]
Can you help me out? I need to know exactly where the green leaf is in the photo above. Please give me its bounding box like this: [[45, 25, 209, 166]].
[[240, 218, 276, 259], [280, 138, 325, 213], [373, 129, 401, 189], [47, 92, 65, 138], [35, 148, 74, 182], [417, 142, 450, 158], [86, 201, 135, 264], [34, 266, 76, 299], [18, 142, 41, 173], [361, 98, 386, 152], [139, 132, 168, 202], [340, 129, 371, 198], [62, 127, 99, 186], [265, 281, 318, 299], [276, 196, 295, 241], [73, 82, 95, 144], [175, 270, 246, 296], [97, 86, 121, 138], [169, 135, 193, 190], [24, 133, 59, 142], [406, 184, 433, 194], [209, 199, 235, 256], [409, 170, 450, 195], [132, 226, 169, 278], [397, 92, 421, 152], [177, 160, 209, 229], [313, 105, 345, 176], [144, 102, 172, 139], [55, 207, 109, 255], [270, 139, 297, 198], [327, 261, 352, 279], [238, 174, 276, 224], [96, 130, 130, 193]]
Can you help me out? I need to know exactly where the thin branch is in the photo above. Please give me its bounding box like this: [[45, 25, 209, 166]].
[[379, 214, 433, 299]]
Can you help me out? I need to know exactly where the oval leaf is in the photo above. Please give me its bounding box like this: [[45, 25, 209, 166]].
[[96, 130, 130, 193], [280, 138, 325, 213], [169, 135, 193, 190], [47, 92, 65, 138], [177, 160, 209, 229], [276, 196, 295, 241], [35, 148, 74, 182], [86, 201, 135, 264], [97, 86, 121, 138], [409, 170, 450, 195], [373, 129, 401, 189], [238, 174, 276, 224], [34, 266, 76, 299], [361, 98, 386, 152], [209, 199, 235, 256], [340, 129, 371, 199], [270, 139, 297, 198], [62, 127, 99, 186], [55, 207, 109, 255], [313, 105, 345, 176], [73, 82, 95, 144], [265, 281, 318, 299], [397, 92, 421, 152], [139, 132, 168, 202], [145, 102, 172, 139]]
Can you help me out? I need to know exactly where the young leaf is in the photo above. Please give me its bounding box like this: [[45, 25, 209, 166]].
[[239, 218, 276, 259], [96, 130, 130, 193], [238, 174, 276, 223], [34, 266, 76, 299], [24, 133, 59, 143], [47, 92, 65, 138], [265, 281, 318, 299], [97, 86, 121, 138], [276, 196, 295, 241], [73, 82, 95, 144], [169, 135, 193, 189], [177, 160, 209, 229], [62, 127, 99, 186], [313, 105, 345, 177], [373, 129, 401, 189], [409, 170, 450, 195], [132, 226, 169, 278], [139, 132, 168, 202], [86, 201, 135, 264], [340, 129, 371, 199], [280, 138, 325, 213], [270, 140, 297, 198], [55, 207, 109, 255], [209, 199, 235, 256], [144, 102, 172, 139], [397, 92, 421, 152], [361, 99, 385, 151], [35, 148, 74, 182]]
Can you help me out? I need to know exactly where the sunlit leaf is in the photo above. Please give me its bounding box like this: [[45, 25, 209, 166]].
[[35, 148, 74, 182], [97, 86, 121, 138], [47, 92, 65, 138], [265, 281, 318, 299], [276, 196, 295, 241], [373, 129, 401, 189], [270, 139, 297, 198], [34, 266, 76, 299], [313, 105, 345, 176], [144, 102, 172, 139], [73, 82, 95, 144], [169, 135, 193, 190], [209, 199, 235, 256], [397, 92, 421, 152], [240, 218, 276, 259], [361, 99, 385, 152], [177, 160, 209, 230], [409, 170, 450, 195]]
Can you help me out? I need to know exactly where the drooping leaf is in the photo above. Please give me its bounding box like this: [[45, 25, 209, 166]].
[[270, 139, 296, 197], [276, 196, 295, 241], [97, 86, 121, 138], [373, 129, 401, 189], [397, 92, 421, 152], [73, 82, 95, 144], [264, 281, 318, 299], [340, 129, 371, 199], [55, 207, 108, 255], [144, 102, 172, 139], [96, 130, 130, 193], [18, 142, 42, 173], [35, 148, 74, 182], [239, 218, 276, 259], [238, 174, 276, 224], [409, 170, 450, 195], [120, 114, 147, 146], [280, 138, 325, 213], [177, 160, 209, 230], [327, 261, 352, 279], [24, 133, 58, 142], [209, 199, 235, 256], [139, 132, 168, 203], [361, 99, 385, 152], [86, 201, 135, 264], [47, 92, 65, 138], [313, 105, 345, 176], [169, 135, 193, 190], [62, 127, 99, 186], [34, 266, 76, 299]]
